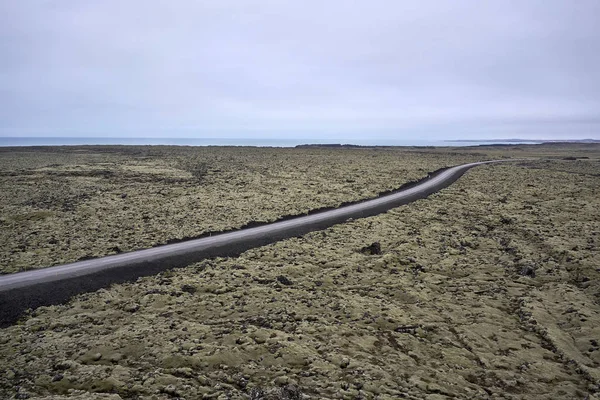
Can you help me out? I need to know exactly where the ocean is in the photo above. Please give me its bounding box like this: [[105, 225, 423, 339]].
[[0, 137, 542, 148]]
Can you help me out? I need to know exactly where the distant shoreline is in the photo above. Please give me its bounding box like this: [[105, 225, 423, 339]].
[[0, 137, 598, 148]]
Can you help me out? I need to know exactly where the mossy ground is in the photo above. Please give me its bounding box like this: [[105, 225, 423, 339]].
[[1, 144, 599, 399]]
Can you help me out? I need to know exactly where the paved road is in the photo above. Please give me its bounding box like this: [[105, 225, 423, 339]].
[[0, 159, 517, 327]]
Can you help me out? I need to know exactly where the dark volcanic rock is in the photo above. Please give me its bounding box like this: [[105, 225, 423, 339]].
[[181, 284, 197, 294], [281, 384, 303, 400], [520, 265, 536, 278], [277, 275, 293, 286], [360, 242, 382, 255]]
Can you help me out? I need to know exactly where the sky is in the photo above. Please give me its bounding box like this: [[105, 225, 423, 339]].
[[1, 0, 599, 141]]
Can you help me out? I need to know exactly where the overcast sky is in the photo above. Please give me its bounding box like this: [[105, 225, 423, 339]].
[[1, 0, 599, 140]]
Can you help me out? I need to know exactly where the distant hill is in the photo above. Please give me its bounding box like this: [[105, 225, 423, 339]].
[[446, 138, 600, 143]]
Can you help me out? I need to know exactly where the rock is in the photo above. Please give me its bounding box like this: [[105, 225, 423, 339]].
[[249, 387, 265, 399], [235, 336, 247, 345], [274, 375, 289, 385], [181, 284, 197, 294], [173, 367, 194, 378], [251, 330, 269, 344], [236, 376, 248, 389], [340, 357, 350, 369], [360, 242, 381, 255], [395, 325, 419, 334], [54, 360, 77, 370], [277, 275, 293, 286], [161, 384, 180, 397], [281, 384, 303, 400], [519, 265, 536, 278], [123, 303, 140, 313]]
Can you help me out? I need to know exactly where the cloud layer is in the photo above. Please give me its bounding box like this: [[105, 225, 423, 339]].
[[1, 1, 599, 139]]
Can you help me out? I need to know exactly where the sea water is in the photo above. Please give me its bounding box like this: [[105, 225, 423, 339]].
[[0, 137, 542, 147]]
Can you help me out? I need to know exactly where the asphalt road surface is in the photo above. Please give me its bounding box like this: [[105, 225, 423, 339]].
[[0, 159, 516, 327]]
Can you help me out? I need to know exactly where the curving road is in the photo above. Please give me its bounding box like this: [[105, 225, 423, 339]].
[[0, 159, 517, 327]]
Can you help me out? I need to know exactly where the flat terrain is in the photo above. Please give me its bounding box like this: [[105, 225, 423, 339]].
[[1, 144, 599, 399], [0, 146, 487, 274]]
